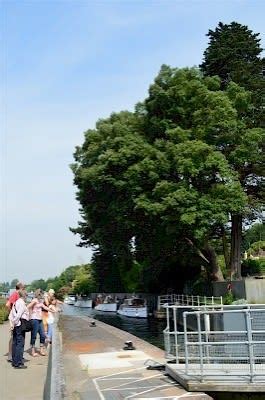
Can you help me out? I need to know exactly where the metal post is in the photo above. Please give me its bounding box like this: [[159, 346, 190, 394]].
[[183, 312, 189, 375], [197, 312, 204, 381], [204, 312, 210, 363], [246, 310, 255, 383], [157, 296, 161, 311], [173, 306, 179, 363], [165, 305, 170, 357]]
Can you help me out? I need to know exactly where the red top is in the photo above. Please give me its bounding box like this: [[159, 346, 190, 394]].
[[8, 291, 19, 306]]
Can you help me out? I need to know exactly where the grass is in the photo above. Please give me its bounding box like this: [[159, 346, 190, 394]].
[[0, 298, 9, 323]]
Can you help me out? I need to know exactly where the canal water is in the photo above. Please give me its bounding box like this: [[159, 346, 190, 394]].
[[63, 304, 166, 349]]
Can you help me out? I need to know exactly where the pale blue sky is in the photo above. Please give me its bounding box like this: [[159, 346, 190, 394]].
[[1, 0, 264, 283]]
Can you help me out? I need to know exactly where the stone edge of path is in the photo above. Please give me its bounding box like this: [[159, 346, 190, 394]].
[[43, 314, 66, 400]]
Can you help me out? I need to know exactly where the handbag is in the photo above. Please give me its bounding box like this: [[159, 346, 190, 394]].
[[13, 303, 33, 332], [20, 318, 33, 332]]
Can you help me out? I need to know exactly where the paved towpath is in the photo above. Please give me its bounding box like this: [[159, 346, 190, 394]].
[[0, 321, 48, 400], [61, 315, 212, 400]]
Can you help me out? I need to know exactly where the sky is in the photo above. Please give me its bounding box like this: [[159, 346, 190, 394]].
[[0, 0, 264, 283]]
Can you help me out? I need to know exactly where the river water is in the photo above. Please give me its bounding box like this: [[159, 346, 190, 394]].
[[63, 304, 166, 349]]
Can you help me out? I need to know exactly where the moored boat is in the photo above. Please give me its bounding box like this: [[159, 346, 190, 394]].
[[117, 297, 147, 318], [64, 295, 76, 305], [74, 296, 92, 308], [94, 294, 117, 312]]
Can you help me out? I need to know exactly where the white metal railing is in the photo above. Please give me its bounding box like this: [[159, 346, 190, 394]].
[[157, 293, 223, 310], [163, 303, 265, 383]]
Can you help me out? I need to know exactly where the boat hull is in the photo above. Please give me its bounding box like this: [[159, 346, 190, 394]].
[[64, 296, 76, 305], [64, 299, 75, 305], [74, 299, 92, 308], [94, 303, 117, 312], [117, 306, 147, 318]]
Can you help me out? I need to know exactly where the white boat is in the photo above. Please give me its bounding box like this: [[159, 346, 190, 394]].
[[94, 295, 117, 312], [74, 297, 92, 308], [64, 295, 76, 305], [117, 297, 147, 318]]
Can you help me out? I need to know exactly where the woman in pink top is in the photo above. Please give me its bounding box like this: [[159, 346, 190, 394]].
[[28, 289, 51, 356]]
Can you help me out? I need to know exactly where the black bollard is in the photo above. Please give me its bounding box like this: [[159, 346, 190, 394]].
[[123, 340, 135, 350]]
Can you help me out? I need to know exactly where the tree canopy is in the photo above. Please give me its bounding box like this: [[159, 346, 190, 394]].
[[200, 21, 264, 278], [201, 22, 263, 84], [70, 66, 261, 290]]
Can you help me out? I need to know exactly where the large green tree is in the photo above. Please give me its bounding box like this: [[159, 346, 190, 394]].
[[71, 69, 251, 288], [200, 22, 264, 278], [137, 66, 253, 280], [71, 111, 146, 291]]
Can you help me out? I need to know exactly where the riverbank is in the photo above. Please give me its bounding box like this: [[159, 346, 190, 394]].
[[61, 314, 211, 399], [0, 321, 48, 400]]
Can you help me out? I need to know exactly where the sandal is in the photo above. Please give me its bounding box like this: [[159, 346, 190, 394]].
[[31, 348, 39, 357], [40, 348, 46, 356]]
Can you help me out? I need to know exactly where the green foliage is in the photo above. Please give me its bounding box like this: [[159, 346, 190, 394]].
[[71, 65, 261, 289], [10, 279, 19, 288], [247, 240, 265, 256], [72, 264, 95, 295], [28, 279, 47, 292], [0, 304, 9, 323], [200, 22, 263, 88], [216, 255, 228, 278], [191, 276, 210, 296], [25, 264, 93, 297], [241, 258, 265, 277], [122, 261, 145, 292], [243, 223, 265, 250], [200, 21, 264, 128], [0, 282, 10, 292], [70, 22, 263, 289], [223, 291, 234, 305], [200, 21, 264, 278]]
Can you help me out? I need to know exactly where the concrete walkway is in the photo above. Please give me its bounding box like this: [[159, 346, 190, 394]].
[[61, 315, 212, 400], [0, 321, 48, 400]]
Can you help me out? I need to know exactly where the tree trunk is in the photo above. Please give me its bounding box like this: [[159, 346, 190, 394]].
[[221, 226, 230, 269], [230, 213, 242, 279], [203, 242, 224, 282]]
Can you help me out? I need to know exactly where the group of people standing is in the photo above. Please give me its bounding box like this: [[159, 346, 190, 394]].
[[6, 282, 61, 369]]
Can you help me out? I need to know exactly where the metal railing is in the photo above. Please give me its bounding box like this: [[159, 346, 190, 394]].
[[163, 303, 265, 383], [158, 294, 222, 310]]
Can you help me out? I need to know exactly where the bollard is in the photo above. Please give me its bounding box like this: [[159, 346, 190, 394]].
[[123, 340, 135, 350]]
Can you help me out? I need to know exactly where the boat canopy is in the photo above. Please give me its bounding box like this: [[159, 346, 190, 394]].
[[123, 298, 145, 307]]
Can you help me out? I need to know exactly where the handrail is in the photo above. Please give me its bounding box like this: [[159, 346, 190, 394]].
[[163, 303, 265, 383]]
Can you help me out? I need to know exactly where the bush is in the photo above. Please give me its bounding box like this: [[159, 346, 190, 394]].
[[241, 259, 265, 276], [223, 291, 234, 305], [232, 298, 248, 305], [0, 303, 9, 324], [247, 241, 265, 256]]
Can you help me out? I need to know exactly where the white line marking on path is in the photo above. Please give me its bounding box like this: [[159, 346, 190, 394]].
[[124, 384, 174, 399], [102, 373, 162, 391], [92, 365, 186, 400], [92, 366, 147, 400]]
